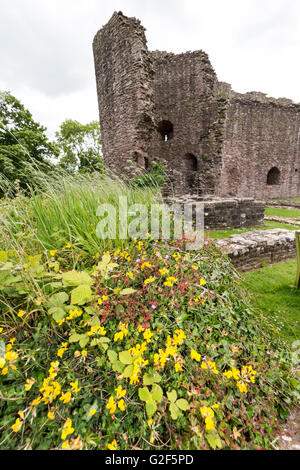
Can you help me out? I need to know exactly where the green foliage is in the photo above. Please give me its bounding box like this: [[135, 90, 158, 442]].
[[131, 161, 165, 188], [0, 234, 297, 450], [0, 172, 162, 255], [56, 119, 104, 174], [243, 260, 300, 344], [0, 92, 58, 195], [265, 207, 300, 219]]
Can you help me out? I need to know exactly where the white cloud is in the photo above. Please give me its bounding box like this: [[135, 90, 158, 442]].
[[1, 0, 299, 138]]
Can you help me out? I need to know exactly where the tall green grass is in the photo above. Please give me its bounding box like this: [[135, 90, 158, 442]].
[[0, 170, 162, 257]]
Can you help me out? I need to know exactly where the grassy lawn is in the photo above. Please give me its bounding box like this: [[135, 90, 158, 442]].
[[243, 260, 300, 345], [208, 220, 299, 239], [265, 207, 300, 218]]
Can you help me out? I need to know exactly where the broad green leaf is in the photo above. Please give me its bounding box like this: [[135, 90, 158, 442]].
[[146, 400, 157, 418], [71, 285, 92, 305], [119, 288, 137, 296], [79, 334, 89, 348], [49, 307, 66, 322], [170, 403, 179, 420], [139, 387, 151, 402], [84, 306, 97, 316], [151, 385, 163, 403], [167, 390, 177, 403], [112, 361, 125, 373], [119, 350, 133, 365], [102, 253, 111, 265], [98, 337, 110, 343], [205, 432, 223, 450], [176, 399, 190, 411], [122, 364, 133, 377], [107, 350, 118, 363], [49, 292, 69, 307], [143, 372, 162, 386], [62, 271, 93, 287], [69, 333, 82, 343]]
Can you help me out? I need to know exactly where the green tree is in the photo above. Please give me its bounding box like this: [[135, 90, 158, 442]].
[[0, 91, 58, 193], [56, 119, 104, 174]]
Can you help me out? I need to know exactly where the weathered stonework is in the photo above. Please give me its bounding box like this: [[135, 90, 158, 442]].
[[215, 229, 298, 271], [166, 195, 265, 229], [93, 12, 300, 199]]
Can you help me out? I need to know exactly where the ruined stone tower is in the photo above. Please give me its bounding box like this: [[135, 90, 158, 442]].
[[93, 11, 300, 199]]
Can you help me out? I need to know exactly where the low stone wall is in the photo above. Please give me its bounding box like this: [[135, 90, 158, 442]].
[[265, 216, 300, 227], [267, 200, 300, 210], [215, 229, 298, 272], [166, 196, 265, 229]]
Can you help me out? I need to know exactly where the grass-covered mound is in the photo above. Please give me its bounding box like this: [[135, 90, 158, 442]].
[[0, 236, 297, 450]]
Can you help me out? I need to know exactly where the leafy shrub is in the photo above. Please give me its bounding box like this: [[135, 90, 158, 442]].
[[0, 237, 297, 450], [131, 162, 165, 189]]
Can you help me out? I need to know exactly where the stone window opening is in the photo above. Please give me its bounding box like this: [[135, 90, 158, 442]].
[[184, 153, 198, 172], [267, 167, 280, 185], [136, 154, 149, 169], [157, 120, 173, 141]]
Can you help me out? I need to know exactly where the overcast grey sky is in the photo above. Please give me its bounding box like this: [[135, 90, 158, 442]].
[[1, 0, 299, 138]]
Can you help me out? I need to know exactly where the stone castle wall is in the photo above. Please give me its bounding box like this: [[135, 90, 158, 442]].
[[217, 90, 300, 199], [93, 12, 300, 200], [93, 12, 156, 175]]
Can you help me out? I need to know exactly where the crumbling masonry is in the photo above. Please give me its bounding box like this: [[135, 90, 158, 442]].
[[93, 11, 300, 200]]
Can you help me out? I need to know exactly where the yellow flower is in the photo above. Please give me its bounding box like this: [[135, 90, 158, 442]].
[[48, 411, 55, 420], [115, 385, 126, 399], [237, 381, 248, 393], [60, 392, 72, 404], [62, 440, 70, 450], [191, 349, 201, 362], [81, 350, 87, 358], [57, 343, 68, 358], [143, 329, 153, 343], [223, 370, 233, 379], [213, 403, 220, 409], [18, 410, 25, 420], [17, 310, 26, 318], [106, 396, 116, 415], [64, 243, 72, 249], [175, 363, 183, 373], [107, 439, 117, 450], [200, 277, 206, 286], [118, 399, 126, 411], [49, 250, 58, 257], [144, 277, 155, 286], [126, 271, 134, 280], [89, 408, 97, 417], [0, 327, 3, 333], [0, 357, 5, 369], [61, 418, 74, 441], [163, 276, 178, 287], [147, 419, 153, 427], [159, 268, 169, 276], [205, 416, 215, 431], [1, 367, 8, 375], [11, 418, 22, 432], [70, 380, 81, 393], [32, 396, 42, 406]]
